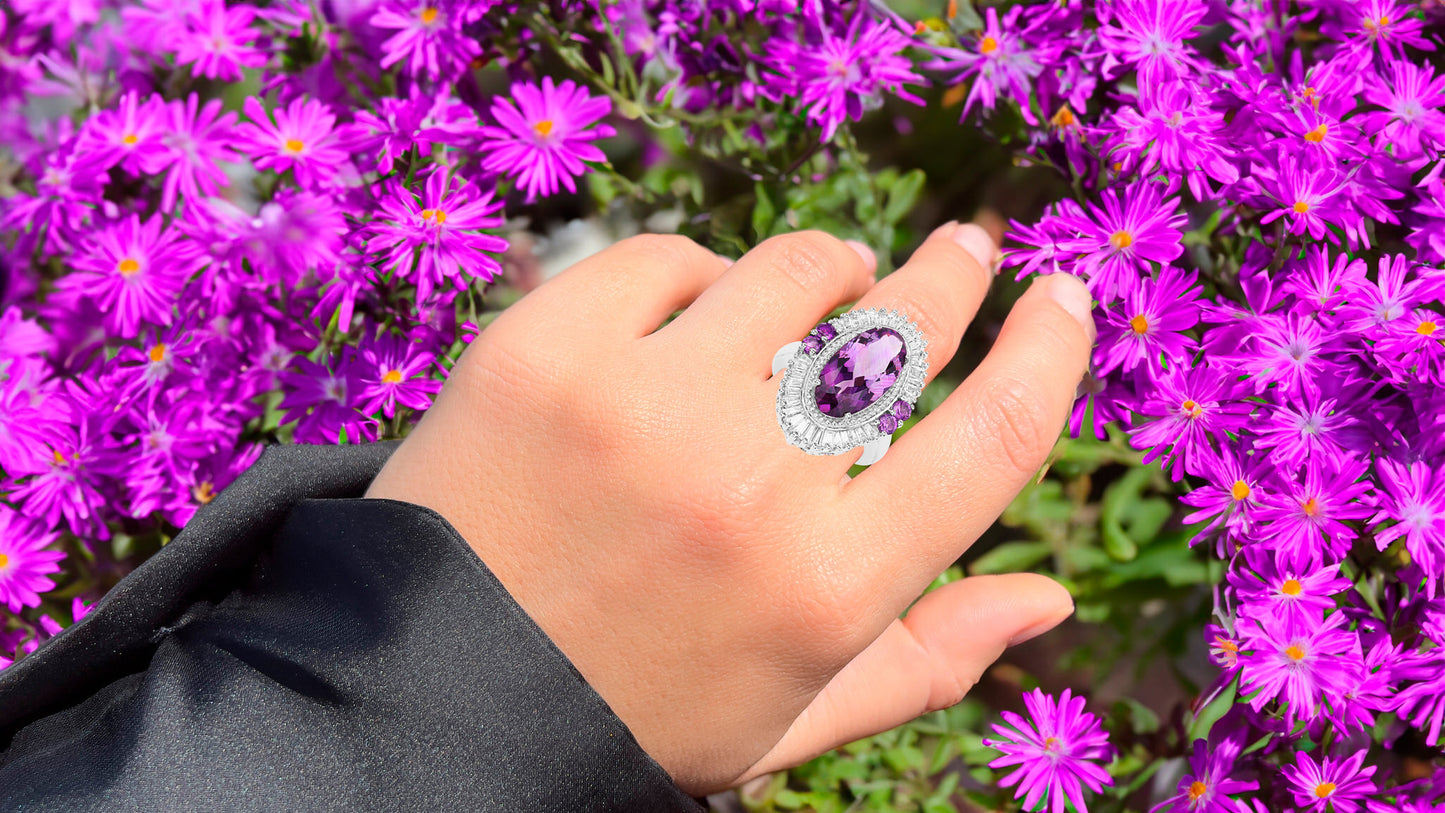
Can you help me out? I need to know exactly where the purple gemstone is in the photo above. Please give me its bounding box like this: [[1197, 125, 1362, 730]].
[[814, 327, 907, 417], [816, 322, 837, 341], [878, 413, 899, 433], [892, 400, 913, 421], [802, 334, 824, 353]]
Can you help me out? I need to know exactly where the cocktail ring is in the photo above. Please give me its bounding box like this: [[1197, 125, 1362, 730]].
[[773, 307, 928, 467]]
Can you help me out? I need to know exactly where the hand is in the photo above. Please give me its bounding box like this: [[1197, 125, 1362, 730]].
[[363, 224, 1097, 797]]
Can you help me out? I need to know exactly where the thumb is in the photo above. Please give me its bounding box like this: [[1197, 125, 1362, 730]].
[[731, 573, 1073, 786]]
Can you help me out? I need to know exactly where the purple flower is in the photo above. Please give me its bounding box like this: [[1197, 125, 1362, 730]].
[[1370, 459, 1445, 595], [1360, 61, 1445, 164], [766, 11, 925, 142], [1055, 182, 1186, 303], [1282, 750, 1377, 813], [1255, 154, 1353, 243], [925, 6, 1043, 120], [235, 96, 359, 189], [57, 214, 200, 339], [356, 331, 443, 419], [1097, 0, 1208, 86], [1148, 737, 1258, 813], [1239, 609, 1361, 726], [9, 414, 125, 543], [983, 688, 1114, 813], [1229, 546, 1351, 628], [370, 0, 481, 81], [477, 77, 616, 203], [1095, 265, 1201, 378], [1181, 448, 1269, 545], [173, 0, 266, 82], [1105, 81, 1239, 200], [1128, 364, 1249, 481], [76, 90, 167, 175], [152, 93, 238, 212], [368, 168, 507, 304], [0, 505, 64, 613], [276, 350, 379, 445], [1255, 458, 1374, 565]]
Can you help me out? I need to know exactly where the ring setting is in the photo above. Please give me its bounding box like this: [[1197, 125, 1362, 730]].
[[773, 307, 929, 467]]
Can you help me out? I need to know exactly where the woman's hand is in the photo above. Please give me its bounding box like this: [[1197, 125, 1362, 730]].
[[364, 224, 1096, 797]]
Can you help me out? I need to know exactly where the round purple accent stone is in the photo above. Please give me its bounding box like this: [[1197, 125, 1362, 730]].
[[816, 322, 837, 341], [892, 400, 913, 421], [802, 334, 824, 353], [878, 413, 899, 434]]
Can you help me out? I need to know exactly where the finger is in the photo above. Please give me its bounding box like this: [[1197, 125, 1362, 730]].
[[660, 231, 877, 377], [845, 274, 1096, 597], [848, 222, 996, 390], [505, 233, 731, 340], [731, 574, 1073, 786]]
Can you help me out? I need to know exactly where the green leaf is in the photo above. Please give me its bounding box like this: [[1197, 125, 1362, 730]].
[[1101, 521, 1139, 562], [969, 541, 1053, 576], [1186, 674, 1239, 742], [751, 182, 777, 241], [882, 169, 926, 225]]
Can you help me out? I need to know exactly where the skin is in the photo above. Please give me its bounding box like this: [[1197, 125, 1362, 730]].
[[364, 223, 1097, 798]]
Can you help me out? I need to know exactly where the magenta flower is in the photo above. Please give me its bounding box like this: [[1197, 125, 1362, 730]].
[[1256, 459, 1374, 565], [368, 168, 507, 304], [1095, 264, 1201, 378], [1105, 81, 1238, 200], [1360, 61, 1445, 163], [0, 505, 64, 613], [370, 0, 481, 81], [1097, 0, 1208, 86], [1229, 546, 1351, 628], [1255, 154, 1352, 243], [478, 77, 616, 203], [9, 416, 125, 543], [276, 350, 378, 445], [1252, 387, 1361, 474], [1239, 609, 1361, 726], [152, 93, 239, 211], [1148, 737, 1257, 813], [76, 90, 167, 175], [59, 214, 200, 339], [1371, 459, 1445, 595], [173, 0, 266, 82], [926, 6, 1043, 120], [1234, 313, 1344, 395], [1180, 448, 1269, 543], [1055, 181, 1186, 303], [356, 331, 443, 419], [766, 11, 925, 142], [1128, 364, 1249, 481], [235, 96, 359, 188], [983, 688, 1114, 813], [1282, 750, 1377, 813]]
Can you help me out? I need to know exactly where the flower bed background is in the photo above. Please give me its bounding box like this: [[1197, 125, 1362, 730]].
[[3, 0, 1445, 810]]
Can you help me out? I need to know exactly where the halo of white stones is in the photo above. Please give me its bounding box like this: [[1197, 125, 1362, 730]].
[[776, 307, 928, 456]]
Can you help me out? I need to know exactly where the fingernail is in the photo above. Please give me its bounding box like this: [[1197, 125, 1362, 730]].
[[928, 220, 961, 241], [1007, 603, 1074, 647], [844, 240, 877, 272], [1043, 274, 1097, 342], [950, 223, 997, 274]]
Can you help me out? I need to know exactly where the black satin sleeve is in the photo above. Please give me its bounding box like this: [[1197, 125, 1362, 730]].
[[0, 441, 708, 812]]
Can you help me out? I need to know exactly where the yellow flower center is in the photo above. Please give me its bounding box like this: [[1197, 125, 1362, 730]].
[[1188, 781, 1208, 801], [420, 6, 439, 24], [1129, 314, 1149, 334], [1281, 579, 1303, 596], [1418, 320, 1438, 336], [1302, 497, 1321, 516], [122, 133, 139, 146], [52, 448, 65, 464], [1304, 124, 1328, 143], [0, 553, 8, 568], [1050, 105, 1076, 128], [1293, 201, 1310, 214], [382, 369, 403, 384], [1231, 480, 1251, 501], [193, 481, 216, 504], [980, 36, 998, 54], [118, 257, 141, 276], [1181, 399, 1203, 419], [1042, 736, 1060, 752], [533, 119, 554, 137], [420, 209, 447, 224], [285, 138, 304, 153], [1315, 782, 1336, 798], [149, 343, 166, 363], [1286, 644, 1307, 661], [1109, 230, 1133, 249]]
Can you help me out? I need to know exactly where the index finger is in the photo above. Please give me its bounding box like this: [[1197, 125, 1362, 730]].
[[841, 273, 1096, 609]]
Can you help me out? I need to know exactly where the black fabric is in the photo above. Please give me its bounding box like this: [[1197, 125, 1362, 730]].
[[0, 442, 708, 812]]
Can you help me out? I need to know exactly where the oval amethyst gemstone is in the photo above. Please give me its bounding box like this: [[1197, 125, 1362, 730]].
[[814, 327, 907, 417]]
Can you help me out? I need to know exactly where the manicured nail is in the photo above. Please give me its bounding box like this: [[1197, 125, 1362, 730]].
[[1043, 273, 1097, 342], [1007, 603, 1074, 647], [950, 223, 997, 274], [844, 239, 877, 272]]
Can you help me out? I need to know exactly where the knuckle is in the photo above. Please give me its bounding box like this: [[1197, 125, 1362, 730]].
[[760, 231, 852, 298], [880, 287, 949, 351], [775, 552, 876, 660], [664, 468, 783, 557], [613, 232, 709, 271], [976, 374, 1057, 477]]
